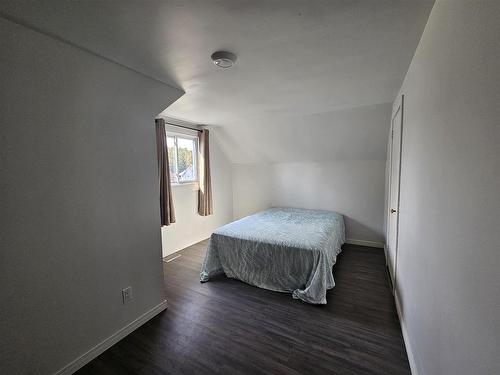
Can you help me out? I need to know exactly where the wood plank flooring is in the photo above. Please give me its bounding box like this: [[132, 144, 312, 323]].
[[76, 240, 410, 375]]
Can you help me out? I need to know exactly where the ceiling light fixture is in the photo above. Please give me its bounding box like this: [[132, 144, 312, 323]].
[[211, 51, 237, 68]]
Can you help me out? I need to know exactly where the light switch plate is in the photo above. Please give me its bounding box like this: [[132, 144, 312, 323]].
[[122, 286, 133, 304]]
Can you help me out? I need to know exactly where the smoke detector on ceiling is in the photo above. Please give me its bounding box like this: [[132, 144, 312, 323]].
[[211, 51, 237, 68]]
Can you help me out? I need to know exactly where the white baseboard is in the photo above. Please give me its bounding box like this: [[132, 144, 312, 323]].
[[394, 293, 419, 375], [345, 238, 385, 248], [54, 300, 168, 375]]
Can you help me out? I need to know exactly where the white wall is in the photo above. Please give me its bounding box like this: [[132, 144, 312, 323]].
[[0, 18, 182, 374], [390, 1, 500, 374], [232, 163, 274, 220], [272, 161, 386, 243], [232, 161, 386, 244], [231, 103, 391, 244], [161, 138, 233, 256]]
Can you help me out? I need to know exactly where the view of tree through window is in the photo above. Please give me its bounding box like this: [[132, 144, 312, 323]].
[[166, 134, 198, 183], [167, 136, 176, 180]]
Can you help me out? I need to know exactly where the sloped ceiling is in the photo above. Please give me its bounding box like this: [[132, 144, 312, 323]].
[[213, 103, 392, 164], [0, 0, 434, 163]]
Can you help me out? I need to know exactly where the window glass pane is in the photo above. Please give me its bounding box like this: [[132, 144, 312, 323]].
[[177, 137, 196, 182], [167, 136, 177, 183]]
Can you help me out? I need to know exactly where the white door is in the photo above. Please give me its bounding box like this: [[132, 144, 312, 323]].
[[387, 96, 404, 287]]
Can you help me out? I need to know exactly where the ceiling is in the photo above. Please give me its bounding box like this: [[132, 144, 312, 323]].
[[0, 1, 433, 125], [214, 102, 392, 164]]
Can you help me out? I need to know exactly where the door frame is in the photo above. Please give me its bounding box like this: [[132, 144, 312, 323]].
[[387, 94, 404, 293]]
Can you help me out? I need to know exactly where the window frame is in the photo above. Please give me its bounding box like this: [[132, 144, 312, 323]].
[[166, 131, 199, 185]]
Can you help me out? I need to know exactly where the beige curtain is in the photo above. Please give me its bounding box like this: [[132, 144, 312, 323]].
[[198, 129, 213, 216], [155, 118, 176, 226]]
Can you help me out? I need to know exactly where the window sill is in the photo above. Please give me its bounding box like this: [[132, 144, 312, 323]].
[[172, 181, 199, 191]]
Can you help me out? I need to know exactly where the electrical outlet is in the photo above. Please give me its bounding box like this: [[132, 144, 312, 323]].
[[122, 286, 133, 304]]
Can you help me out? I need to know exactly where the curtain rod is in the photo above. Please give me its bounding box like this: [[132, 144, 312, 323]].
[[163, 121, 202, 133]]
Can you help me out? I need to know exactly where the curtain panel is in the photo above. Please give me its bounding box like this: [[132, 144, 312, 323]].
[[155, 118, 176, 226], [198, 129, 213, 216]]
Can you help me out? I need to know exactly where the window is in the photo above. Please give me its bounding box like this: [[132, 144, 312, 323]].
[[166, 133, 198, 184]]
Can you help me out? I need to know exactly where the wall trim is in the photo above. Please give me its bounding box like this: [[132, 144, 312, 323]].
[[346, 238, 384, 248], [394, 293, 419, 375], [54, 300, 168, 375]]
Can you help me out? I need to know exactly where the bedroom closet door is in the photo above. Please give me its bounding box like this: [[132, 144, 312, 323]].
[[387, 95, 404, 289]]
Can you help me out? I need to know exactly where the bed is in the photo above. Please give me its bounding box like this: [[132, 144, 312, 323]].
[[200, 207, 345, 304]]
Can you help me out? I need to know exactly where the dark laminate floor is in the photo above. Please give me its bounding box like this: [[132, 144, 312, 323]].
[[76, 240, 410, 375]]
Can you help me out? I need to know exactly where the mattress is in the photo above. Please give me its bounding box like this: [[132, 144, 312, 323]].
[[200, 207, 345, 304]]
